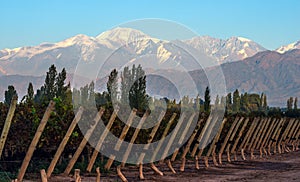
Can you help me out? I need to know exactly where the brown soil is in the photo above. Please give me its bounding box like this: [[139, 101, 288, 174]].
[[28, 150, 300, 182]]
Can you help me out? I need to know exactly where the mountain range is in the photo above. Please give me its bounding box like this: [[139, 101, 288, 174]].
[[0, 27, 299, 106]]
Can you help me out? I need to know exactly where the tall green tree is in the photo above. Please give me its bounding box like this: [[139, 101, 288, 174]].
[[107, 69, 118, 104], [88, 81, 95, 105], [204, 86, 211, 113], [120, 64, 148, 110], [226, 92, 232, 112], [130, 64, 148, 110], [215, 95, 220, 106], [287, 97, 293, 110], [25, 82, 34, 103], [263, 93, 267, 109], [294, 97, 298, 110], [240, 93, 249, 113], [232, 89, 240, 113], [4, 85, 18, 105], [220, 96, 226, 108], [80, 84, 89, 106], [72, 88, 81, 107], [56, 68, 67, 99], [44, 64, 57, 102], [120, 66, 131, 105]]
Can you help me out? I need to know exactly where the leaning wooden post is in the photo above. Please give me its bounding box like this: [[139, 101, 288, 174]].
[[230, 118, 249, 161], [40, 169, 47, 182], [290, 121, 300, 150], [264, 119, 279, 155], [17, 101, 55, 182], [277, 119, 294, 153], [180, 119, 204, 171], [267, 118, 284, 154], [266, 119, 279, 149], [166, 113, 194, 172], [218, 117, 240, 164], [259, 118, 277, 157], [47, 106, 84, 178], [250, 118, 267, 159], [137, 111, 165, 179], [121, 112, 148, 166], [191, 115, 214, 169], [64, 108, 105, 175], [148, 113, 177, 175], [238, 118, 258, 160], [284, 119, 298, 152], [247, 118, 264, 159], [254, 118, 271, 150], [293, 122, 300, 150], [171, 113, 196, 162], [116, 165, 128, 182], [96, 167, 101, 182], [74, 169, 81, 182], [252, 118, 268, 150], [160, 113, 186, 159], [0, 96, 17, 159], [0, 96, 18, 159], [205, 118, 227, 167], [190, 115, 213, 157], [225, 117, 244, 162], [160, 112, 187, 174], [86, 108, 119, 172], [272, 118, 286, 154], [287, 120, 299, 143], [116, 112, 149, 181], [255, 118, 270, 157], [197, 115, 220, 159], [104, 109, 137, 170]]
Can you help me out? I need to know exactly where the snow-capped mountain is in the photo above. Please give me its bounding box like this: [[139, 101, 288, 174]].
[[0, 27, 300, 106], [185, 36, 267, 62], [276, 40, 300, 53], [0, 27, 267, 76]]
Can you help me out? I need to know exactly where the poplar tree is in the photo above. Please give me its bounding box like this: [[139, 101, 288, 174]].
[[107, 69, 118, 104], [233, 89, 240, 113], [204, 86, 211, 113], [4, 85, 18, 105]]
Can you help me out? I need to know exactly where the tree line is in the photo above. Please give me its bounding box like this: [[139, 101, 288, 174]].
[[0, 64, 299, 176]]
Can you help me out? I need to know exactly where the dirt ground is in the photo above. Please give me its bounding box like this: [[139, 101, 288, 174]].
[[34, 150, 300, 182]]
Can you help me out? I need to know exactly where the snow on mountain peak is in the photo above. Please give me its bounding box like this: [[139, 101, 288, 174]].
[[96, 27, 151, 43], [57, 34, 97, 47], [185, 36, 266, 62], [237, 37, 251, 42], [276, 40, 300, 54]]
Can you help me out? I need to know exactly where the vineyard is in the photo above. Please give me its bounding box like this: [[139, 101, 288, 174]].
[[0, 96, 299, 182]]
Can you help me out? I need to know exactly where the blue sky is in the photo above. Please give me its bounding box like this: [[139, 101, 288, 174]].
[[0, 0, 299, 50]]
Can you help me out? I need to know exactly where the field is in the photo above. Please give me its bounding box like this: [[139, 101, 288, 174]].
[[43, 150, 300, 181]]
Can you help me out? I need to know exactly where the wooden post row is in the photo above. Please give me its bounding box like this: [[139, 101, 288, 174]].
[[190, 115, 213, 157], [225, 117, 244, 162], [204, 118, 227, 167], [0, 96, 17, 159], [104, 109, 137, 170], [138, 111, 165, 179], [64, 108, 105, 175], [230, 118, 249, 161], [17, 101, 55, 182], [86, 108, 119, 172], [180, 119, 204, 172], [171, 113, 196, 162], [47, 106, 84, 178], [218, 117, 240, 164], [197, 115, 221, 158], [239, 118, 259, 160]]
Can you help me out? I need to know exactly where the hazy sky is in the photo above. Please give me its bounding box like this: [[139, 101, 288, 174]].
[[0, 0, 299, 50]]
